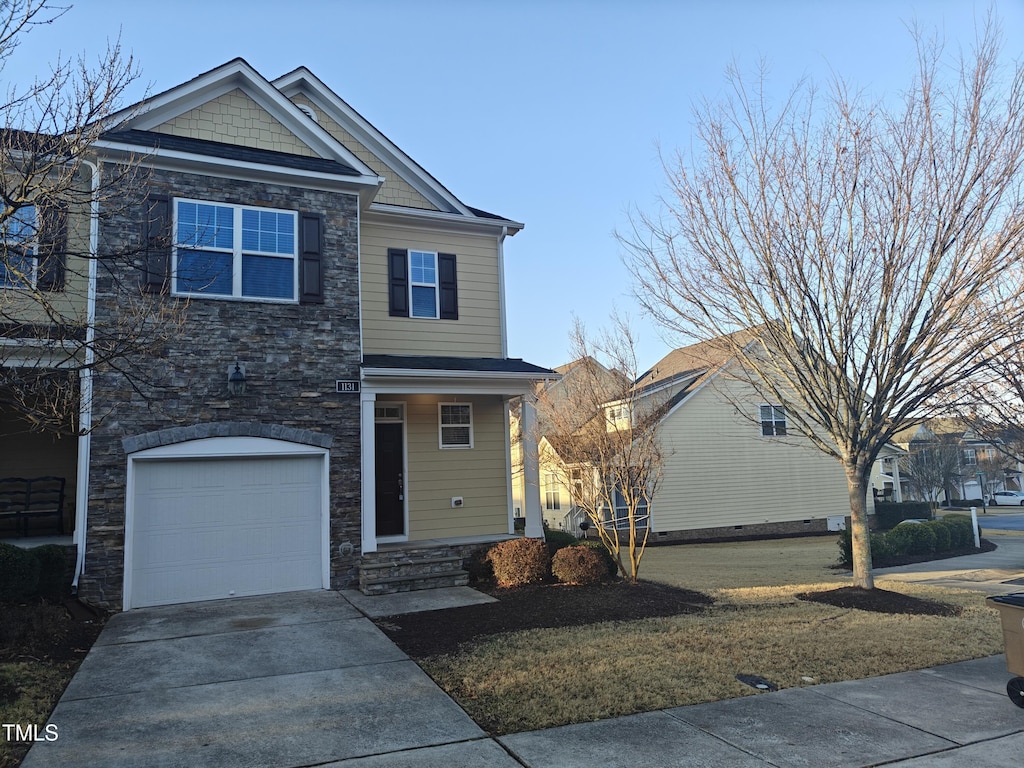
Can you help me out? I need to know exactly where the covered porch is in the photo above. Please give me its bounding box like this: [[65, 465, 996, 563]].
[[357, 355, 555, 593]]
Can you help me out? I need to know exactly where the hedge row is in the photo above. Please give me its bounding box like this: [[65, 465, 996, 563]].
[[0, 543, 73, 603], [837, 514, 979, 568]]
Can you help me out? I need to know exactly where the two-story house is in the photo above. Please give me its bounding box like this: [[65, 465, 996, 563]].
[[3, 59, 554, 610]]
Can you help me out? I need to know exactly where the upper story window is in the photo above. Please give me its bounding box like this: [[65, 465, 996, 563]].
[[545, 472, 561, 510], [173, 199, 298, 301], [963, 448, 977, 466], [0, 205, 36, 289], [760, 405, 787, 436], [439, 402, 473, 449], [388, 248, 458, 320]]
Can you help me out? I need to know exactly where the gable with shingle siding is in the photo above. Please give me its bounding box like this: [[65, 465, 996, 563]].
[[288, 94, 439, 211], [152, 88, 317, 157]]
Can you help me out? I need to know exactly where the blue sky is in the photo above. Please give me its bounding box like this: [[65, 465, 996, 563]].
[[4, 0, 1023, 370]]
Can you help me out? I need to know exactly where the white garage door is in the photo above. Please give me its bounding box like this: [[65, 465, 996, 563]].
[[129, 454, 324, 608]]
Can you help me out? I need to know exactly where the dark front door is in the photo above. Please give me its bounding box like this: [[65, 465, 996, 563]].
[[375, 422, 405, 536]]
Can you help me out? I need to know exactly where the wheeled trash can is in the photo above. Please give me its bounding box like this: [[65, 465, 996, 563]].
[[986, 593, 1024, 707]]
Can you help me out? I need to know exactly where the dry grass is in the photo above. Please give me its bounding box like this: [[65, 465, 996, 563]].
[[423, 536, 1004, 735]]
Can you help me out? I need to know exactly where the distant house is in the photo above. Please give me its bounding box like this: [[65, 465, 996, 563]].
[[524, 336, 865, 541], [892, 421, 1023, 502]]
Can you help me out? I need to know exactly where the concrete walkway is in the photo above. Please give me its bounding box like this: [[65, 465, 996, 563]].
[[22, 536, 1024, 767]]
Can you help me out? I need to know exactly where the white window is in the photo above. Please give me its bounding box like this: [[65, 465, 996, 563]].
[[1, 205, 36, 289], [963, 448, 977, 466], [439, 403, 473, 449], [410, 250, 438, 318], [545, 473, 561, 510], [173, 199, 298, 301], [760, 405, 787, 436]]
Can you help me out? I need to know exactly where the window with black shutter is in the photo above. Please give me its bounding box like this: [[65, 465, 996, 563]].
[[387, 248, 458, 320]]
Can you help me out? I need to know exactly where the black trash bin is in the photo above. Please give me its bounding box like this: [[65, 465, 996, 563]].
[[986, 593, 1024, 707]]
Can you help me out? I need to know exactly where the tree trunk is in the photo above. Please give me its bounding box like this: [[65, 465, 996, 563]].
[[845, 464, 874, 589]]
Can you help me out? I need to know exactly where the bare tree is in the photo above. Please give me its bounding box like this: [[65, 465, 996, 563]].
[[902, 441, 961, 505], [0, 1, 184, 433], [620, 18, 1024, 589], [536, 317, 665, 582]]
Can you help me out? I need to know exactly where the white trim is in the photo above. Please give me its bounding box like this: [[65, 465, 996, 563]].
[[122, 436, 330, 610], [438, 401, 474, 449], [504, 399, 514, 533], [362, 366, 551, 381], [273, 68, 473, 217], [364, 204, 522, 236], [360, 392, 377, 554]]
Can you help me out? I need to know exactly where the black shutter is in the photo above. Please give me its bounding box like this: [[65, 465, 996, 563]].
[[299, 212, 324, 304], [438, 252, 458, 320], [140, 195, 171, 294], [388, 248, 409, 317], [35, 197, 68, 292]]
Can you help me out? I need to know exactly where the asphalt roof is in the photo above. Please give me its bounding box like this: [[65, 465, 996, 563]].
[[101, 129, 363, 176], [362, 354, 555, 376]]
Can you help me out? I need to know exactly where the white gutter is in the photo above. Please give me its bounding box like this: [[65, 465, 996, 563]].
[[73, 160, 100, 590], [361, 366, 555, 381]]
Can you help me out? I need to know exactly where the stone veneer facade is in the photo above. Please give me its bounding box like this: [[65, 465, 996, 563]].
[[78, 164, 362, 609]]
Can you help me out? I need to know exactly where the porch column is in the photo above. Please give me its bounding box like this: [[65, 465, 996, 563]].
[[360, 391, 377, 554], [892, 456, 903, 502], [521, 395, 544, 539]]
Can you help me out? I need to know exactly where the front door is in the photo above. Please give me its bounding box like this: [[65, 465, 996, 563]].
[[375, 422, 405, 536]]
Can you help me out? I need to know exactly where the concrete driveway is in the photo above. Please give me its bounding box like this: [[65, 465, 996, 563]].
[[20, 590, 517, 768]]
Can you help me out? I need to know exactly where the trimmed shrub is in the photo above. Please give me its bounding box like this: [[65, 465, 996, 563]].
[[0, 543, 41, 602], [837, 529, 893, 568], [887, 523, 937, 556], [552, 545, 606, 585], [940, 514, 980, 548], [544, 529, 579, 556], [874, 501, 934, 530], [486, 538, 551, 587], [578, 539, 619, 577], [924, 520, 951, 553]]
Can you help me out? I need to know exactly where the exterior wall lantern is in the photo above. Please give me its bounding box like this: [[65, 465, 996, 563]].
[[227, 362, 246, 397]]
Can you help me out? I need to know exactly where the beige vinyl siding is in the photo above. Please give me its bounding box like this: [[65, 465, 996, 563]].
[[361, 222, 503, 357], [289, 94, 438, 210], [153, 89, 317, 157], [384, 394, 508, 539], [653, 376, 850, 531], [2, 187, 90, 327]]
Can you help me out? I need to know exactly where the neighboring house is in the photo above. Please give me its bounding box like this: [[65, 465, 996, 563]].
[[2, 59, 554, 610], [892, 421, 1023, 502], [869, 443, 909, 503], [532, 336, 866, 541]]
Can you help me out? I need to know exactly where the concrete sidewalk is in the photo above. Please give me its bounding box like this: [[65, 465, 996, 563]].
[[21, 534, 1024, 767]]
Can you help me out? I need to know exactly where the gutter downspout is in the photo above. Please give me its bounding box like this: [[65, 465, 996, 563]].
[[72, 159, 99, 591], [497, 225, 508, 359]]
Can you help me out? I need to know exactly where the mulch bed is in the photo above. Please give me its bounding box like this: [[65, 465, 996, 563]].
[[0, 599, 106, 665], [374, 580, 713, 657], [797, 586, 961, 616]]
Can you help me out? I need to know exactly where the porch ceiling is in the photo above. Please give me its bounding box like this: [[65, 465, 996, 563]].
[[361, 354, 557, 396]]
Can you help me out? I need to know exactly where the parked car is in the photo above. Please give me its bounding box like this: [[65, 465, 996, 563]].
[[988, 491, 1024, 506]]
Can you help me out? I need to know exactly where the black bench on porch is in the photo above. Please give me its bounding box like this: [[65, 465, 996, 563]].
[[0, 476, 66, 536]]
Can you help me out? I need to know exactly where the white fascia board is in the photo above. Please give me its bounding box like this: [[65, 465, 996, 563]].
[[93, 140, 380, 197], [0, 339, 81, 368], [108, 60, 377, 178], [273, 68, 474, 217], [364, 204, 523, 237], [362, 366, 556, 381], [362, 369, 558, 396]]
